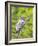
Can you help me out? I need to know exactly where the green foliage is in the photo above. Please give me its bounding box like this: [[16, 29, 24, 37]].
[[10, 6, 33, 39]]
